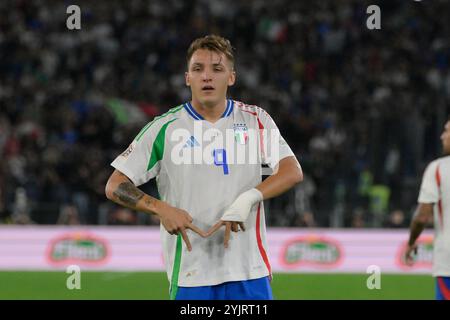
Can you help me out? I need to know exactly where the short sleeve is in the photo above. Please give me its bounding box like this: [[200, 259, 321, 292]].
[[418, 160, 439, 204], [111, 118, 175, 186], [257, 108, 296, 169]]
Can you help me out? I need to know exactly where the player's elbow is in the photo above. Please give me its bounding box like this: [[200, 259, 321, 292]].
[[414, 213, 431, 225], [287, 165, 303, 187], [280, 157, 303, 186], [105, 176, 116, 201], [292, 167, 303, 185], [413, 204, 434, 225]]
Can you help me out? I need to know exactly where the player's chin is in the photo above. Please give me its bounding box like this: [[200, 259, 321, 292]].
[[200, 90, 217, 97], [198, 94, 219, 106]]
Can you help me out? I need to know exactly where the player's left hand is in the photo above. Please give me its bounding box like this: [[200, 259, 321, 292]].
[[404, 243, 418, 266], [205, 220, 245, 248], [220, 188, 263, 222]]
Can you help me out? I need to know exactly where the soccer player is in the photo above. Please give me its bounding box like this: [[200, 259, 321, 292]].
[[105, 35, 303, 300], [405, 119, 450, 300]]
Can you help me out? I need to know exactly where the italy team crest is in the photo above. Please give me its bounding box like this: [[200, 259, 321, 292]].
[[233, 123, 248, 144]]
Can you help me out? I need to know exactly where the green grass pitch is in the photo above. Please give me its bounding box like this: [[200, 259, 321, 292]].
[[0, 272, 434, 300]]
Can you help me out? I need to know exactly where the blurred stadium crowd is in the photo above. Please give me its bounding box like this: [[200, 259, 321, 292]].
[[1, 0, 449, 227]]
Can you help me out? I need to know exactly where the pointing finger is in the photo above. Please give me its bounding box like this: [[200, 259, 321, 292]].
[[205, 221, 224, 237], [180, 229, 192, 252], [187, 223, 207, 238], [224, 222, 231, 248]]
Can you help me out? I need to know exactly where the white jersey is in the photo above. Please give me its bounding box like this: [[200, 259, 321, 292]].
[[111, 99, 296, 287], [418, 155, 450, 277]]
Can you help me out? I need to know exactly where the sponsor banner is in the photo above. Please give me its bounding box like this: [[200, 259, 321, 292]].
[[0, 226, 162, 271], [270, 229, 433, 274], [0, 226, 433, 273]]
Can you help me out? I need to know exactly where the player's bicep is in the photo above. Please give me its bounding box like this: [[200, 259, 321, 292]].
[[110, 169, 133, 184], [106, 169, 131, 192], [273, 156, 303, 176], [105, 169, 133, 199]]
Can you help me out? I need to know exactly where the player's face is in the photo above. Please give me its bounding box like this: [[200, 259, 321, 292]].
[[441, 121, 450, 155], [185, 49, 235, 107]]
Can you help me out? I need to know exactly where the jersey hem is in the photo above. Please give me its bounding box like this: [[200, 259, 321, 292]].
[[174, 270, 271, 287], [433, 272, 450, 277]]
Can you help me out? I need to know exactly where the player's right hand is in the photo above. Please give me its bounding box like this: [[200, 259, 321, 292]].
[[404, 243, 418, 266], [155, 201, 207, 252]]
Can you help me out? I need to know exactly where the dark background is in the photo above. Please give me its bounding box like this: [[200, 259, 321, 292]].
[[0, 0, 449, 228]]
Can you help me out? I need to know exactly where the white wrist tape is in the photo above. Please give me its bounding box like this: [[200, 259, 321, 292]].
[[221, 188, 263, 222]]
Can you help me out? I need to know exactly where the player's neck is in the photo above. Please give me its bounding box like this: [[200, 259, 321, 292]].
[[190, 98, 227, 123]]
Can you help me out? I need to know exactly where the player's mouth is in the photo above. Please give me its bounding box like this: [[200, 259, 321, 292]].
[[201, 85, 215, 92]]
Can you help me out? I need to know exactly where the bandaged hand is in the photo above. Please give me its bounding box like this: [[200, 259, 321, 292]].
[[220, 188, 263, 222]]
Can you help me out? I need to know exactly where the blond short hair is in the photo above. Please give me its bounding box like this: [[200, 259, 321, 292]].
[[186, 35, 234, 69]]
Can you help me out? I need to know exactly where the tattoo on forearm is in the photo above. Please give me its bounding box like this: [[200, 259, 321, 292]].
[[113, 182, 145, 207], [144, 198, 154, 207]]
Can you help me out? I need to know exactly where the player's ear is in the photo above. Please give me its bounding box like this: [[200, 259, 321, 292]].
[[228, 70, 236, 86], [185, 71, 190, 86]]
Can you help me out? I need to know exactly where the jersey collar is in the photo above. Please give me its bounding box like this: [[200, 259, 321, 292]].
[[184, 99, 234, 120]]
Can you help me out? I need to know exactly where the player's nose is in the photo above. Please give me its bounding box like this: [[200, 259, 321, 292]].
[[201, 70, 212, 81]]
